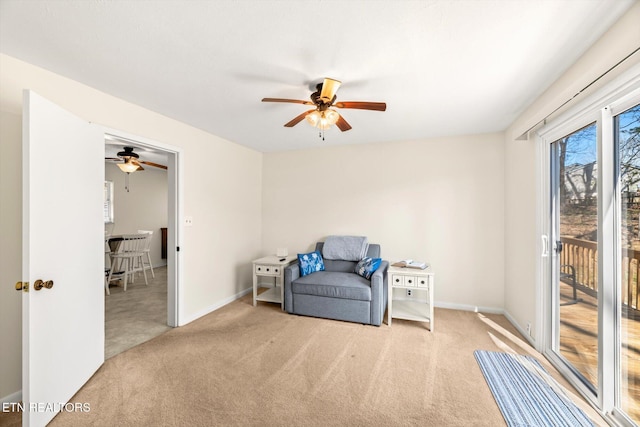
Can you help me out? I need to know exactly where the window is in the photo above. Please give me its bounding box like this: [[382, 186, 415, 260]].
[[104, 181, 114, 223]]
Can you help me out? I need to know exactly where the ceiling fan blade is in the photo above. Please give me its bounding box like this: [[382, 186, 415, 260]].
[[334, 101, 386, 111], [139, 160, 168, 170], [130, 159, 144, 171], [320, 78, 341, 103], [335, 115, 352, 132], [107, 156, 165, 170], [284, 109, 316, 127], [262, 98, 314, 105]]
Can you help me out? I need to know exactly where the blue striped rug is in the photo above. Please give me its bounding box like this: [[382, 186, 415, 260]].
[[474, 350, 593, 427]]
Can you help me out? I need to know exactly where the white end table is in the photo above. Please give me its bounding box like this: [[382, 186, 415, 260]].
[[387, 265, 434, 331], [252, 255, 297, 310]]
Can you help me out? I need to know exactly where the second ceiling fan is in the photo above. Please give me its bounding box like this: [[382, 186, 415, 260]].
[[262, 78, 386, 135], [105, 146, 167, 173]]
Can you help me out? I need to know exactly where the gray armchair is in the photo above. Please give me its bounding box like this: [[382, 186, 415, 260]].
[[284, 242, 388, 326]]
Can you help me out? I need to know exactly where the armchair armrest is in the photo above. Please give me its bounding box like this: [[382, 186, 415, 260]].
[[284, 263, 299, 313], [370, 260, 389, 326]]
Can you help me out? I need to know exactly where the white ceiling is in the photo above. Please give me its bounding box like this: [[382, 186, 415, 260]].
[[0, 0, 634, 152]]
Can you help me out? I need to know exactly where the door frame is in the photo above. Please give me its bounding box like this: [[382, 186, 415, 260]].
[[102, 127, 182, 327]]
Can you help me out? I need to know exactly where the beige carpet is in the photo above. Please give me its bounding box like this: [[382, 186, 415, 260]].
[[2, 295, 603, 427]]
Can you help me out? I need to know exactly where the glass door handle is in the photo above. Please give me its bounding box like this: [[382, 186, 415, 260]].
[[541, 235, 549, 256], [555, 240, 563, 253]]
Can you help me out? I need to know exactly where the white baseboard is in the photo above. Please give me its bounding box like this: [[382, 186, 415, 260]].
[[434, 300, 504, 315], [179, 287, 252, 326], [503, 309, 537, 348], [1, 390, 22, 404]]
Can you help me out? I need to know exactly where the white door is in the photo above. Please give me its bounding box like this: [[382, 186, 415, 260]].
[[22, 91, 104, 427]]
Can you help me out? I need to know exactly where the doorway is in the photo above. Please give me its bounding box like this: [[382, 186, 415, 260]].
[[103, 130, 180, 358]]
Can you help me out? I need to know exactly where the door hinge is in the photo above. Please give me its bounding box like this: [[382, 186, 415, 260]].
[[176, 246, 180, 252]]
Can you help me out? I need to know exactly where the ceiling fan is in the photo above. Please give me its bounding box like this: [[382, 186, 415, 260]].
[[262, 78, 386, 136], [105, 146, 167, 173]]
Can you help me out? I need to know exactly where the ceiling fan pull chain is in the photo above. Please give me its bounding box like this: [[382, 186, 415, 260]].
[[125, 172, 130, 192]]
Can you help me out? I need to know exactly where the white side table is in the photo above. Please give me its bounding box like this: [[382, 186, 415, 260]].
[[252, 255, 297, 310], [387, 265, 434, 331]]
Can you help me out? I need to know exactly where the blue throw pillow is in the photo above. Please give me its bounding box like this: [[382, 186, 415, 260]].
[[355, 257, 382, 279], [298, 251, 325, 277]]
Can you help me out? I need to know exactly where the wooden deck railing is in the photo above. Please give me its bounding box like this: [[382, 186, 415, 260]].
[[560, 236, 640, 310]]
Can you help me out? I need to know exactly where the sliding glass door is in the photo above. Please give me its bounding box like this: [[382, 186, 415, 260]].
[[550, 123, 599, 391], [545, 87, 640, 426], [616, 103, 640, 422]]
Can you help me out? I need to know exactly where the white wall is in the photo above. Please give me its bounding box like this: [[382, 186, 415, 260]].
[[0, 110, 23, 401], [503, 2, 640, 342], [105, 162, 168, 268], [0, 54, 263, 401], [262, 134, 505, 310]]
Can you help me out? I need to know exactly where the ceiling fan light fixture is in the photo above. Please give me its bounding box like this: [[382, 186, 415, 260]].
[[305, 110, 322, 127], [318, 110, 339, 130], [117, 161, 139, 173], [325, 109, 340, 126], [305, 109, 340, 130]]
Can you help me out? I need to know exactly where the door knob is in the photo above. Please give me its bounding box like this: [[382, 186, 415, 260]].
[[33, 279, 54, 291], [15, 281, 28, 292]]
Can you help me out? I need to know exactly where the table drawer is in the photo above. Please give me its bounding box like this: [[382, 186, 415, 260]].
[[416, 276, 429, 289], [254, 264, 281, 276], [391, 274, 416, 287], [404, 276, 417, 287], [391, 274, 403, 287]]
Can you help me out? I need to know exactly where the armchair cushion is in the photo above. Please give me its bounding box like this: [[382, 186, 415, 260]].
[[354, 257, 382, 279], [297, 250, 325, 277], [292, 271, 372, 301]]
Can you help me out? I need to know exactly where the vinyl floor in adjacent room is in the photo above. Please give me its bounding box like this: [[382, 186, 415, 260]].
[[105, 265, 171, 359]]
